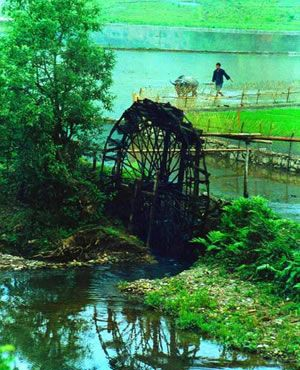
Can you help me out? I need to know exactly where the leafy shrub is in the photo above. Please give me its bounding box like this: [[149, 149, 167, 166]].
[[192, 197, 300, 296], [0, 345, 15, 370]]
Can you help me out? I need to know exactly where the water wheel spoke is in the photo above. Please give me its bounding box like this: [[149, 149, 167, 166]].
[[101, 99, 210, 249]]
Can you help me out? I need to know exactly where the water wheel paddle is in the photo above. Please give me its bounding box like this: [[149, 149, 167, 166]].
[[101, 99, 210, 249]]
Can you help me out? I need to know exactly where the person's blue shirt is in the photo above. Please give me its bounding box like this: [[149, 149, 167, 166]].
[[212, 68, 231, 85]]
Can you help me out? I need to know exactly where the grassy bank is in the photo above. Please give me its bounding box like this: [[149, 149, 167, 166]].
[[121, 198, 300, 366], [122, 263, 300, 367], [187, 108, 300, 137], [99, 0, 300, 31]]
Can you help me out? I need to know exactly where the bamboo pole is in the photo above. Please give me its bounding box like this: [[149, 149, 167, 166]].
[[287, 132, 295, 171], [127, 148, 253, 154], [243, 141, 250, 198], [200, 133, 300, 142], [256, 89, 260, 104], [286, 87, 291, 103]]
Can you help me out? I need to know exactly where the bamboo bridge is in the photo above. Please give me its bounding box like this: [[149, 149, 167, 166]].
[[133, 82, 300, 111]]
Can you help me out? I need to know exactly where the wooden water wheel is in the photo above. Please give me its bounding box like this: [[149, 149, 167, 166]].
[[101, 99, 210, 249]]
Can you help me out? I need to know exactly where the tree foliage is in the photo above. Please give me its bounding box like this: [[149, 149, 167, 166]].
[[0, 345, 15, 370], [0, 0, 114, 206]]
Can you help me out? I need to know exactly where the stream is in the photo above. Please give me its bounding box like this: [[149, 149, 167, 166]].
[[0, 260, 291, 370]]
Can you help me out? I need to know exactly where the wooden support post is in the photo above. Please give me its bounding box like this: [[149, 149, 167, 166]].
[[114, 150, 122, 187], [146, 172, 159, 248], [177, 143, 187, 192], [286, 87, 291, 103], [237, 109, 241, 130], [243, 141, 250, 198], [256, 89, 260, 104], [129, 179, 142, 232], [241, 90, 245, 106], [287, 132, 295, 171], [193, 141, 201, 197], [237, 121, 245, 161], [160, 132, 171, 181]]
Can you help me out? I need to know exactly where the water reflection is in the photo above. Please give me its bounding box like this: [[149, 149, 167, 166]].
[[92, 303, 281, 370], [0, 270, 92, 370], [0, 267, 287, 370]]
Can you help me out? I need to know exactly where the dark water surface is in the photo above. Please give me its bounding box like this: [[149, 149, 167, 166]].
[[0, 261, 288, 370]]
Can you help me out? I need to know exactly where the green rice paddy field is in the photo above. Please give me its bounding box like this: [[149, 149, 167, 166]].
[[188, 108, 300, 137]]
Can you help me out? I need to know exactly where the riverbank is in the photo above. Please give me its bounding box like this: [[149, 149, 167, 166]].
[[0, 222, 154, 270], [2, 20, 298, 54], [95, 24, 300, 54], [121, 262, 300, 368]]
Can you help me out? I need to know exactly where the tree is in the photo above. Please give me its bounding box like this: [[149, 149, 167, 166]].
[[0, 0, 114, 210]]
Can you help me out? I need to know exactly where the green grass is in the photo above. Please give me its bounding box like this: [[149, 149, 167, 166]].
[[187, 108, 300, 137], [98, 0, 300, 31], [122, 264, 300, 366]]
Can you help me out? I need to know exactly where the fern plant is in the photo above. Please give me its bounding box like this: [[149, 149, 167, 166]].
[[192, 197, 300, 297]]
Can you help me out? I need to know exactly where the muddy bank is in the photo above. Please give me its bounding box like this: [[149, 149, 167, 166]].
[[95, 24, 300, 54], [0, 225, 154, 271]]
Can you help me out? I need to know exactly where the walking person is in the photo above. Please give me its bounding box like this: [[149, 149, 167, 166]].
[[212, 63, 233, 96]]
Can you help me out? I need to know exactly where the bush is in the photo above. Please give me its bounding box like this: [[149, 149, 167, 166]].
[[0, 165, 108, 255], [192, 197, 300, 296], [0, 345, 15, 370]]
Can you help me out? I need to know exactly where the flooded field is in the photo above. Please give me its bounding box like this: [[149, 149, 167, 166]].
[[110, 50, 300, 117]]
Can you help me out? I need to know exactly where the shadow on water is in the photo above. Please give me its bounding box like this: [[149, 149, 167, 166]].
[[0, 262, 292, 370]]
